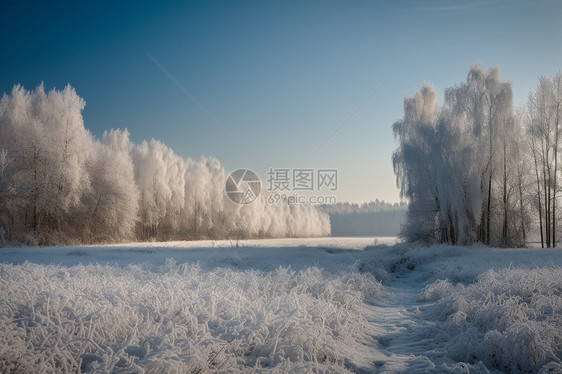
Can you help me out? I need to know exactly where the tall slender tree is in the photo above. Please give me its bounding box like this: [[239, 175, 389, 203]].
[[527, 73, 562, 247]]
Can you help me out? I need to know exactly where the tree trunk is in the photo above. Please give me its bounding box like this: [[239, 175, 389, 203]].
[[486, 172, 492, 245], [553, 89, 560, 247], [502, 140, 508, 245], [553, 146, 558, 247], [518, 166, 526, 245], [532, 143, 545, 248], [542, 139, 550, 247]]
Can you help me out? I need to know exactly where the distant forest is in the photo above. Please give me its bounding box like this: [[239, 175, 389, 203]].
[[321, 201, 406, 237]]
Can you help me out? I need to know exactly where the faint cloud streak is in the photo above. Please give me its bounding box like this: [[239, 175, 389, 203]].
[[406, 0, 494, 13], [146, 52, 254, 160]]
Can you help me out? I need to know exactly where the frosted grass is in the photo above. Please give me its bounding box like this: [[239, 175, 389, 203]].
[[0, 260, 380, 373], [421, 268, 562, 373]]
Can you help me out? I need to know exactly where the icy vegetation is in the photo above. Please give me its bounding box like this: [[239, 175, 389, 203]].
[[0, 260, 380, 373], [0, 84, 329, 245], [366, 243, 562, 373], [1, 239, 562, 372], [421, 268, 562, 373]]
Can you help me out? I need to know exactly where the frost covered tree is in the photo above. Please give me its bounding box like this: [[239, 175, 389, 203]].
[[181, 157, 227, 238], [0, 84, 93, 243], [0, 83, 332, 244], [527, 72, 562, 247], [393, 83, 481, 244], [81, 129, 139, 242], [180, 157, 331, 239], [508, 108, 534, 245], [393, 64, 528, 246], [0, 148, 14, 244], [444, 64, 519, 245], [132, 139, 186, 240]]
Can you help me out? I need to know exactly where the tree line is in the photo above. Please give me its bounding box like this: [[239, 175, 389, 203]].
[[0, 84, 330, 245], [320, 201, 405, 237], [393, 63, 561, 247]]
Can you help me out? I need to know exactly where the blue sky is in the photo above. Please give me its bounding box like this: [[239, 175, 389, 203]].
[[1, 0, 561, 203]]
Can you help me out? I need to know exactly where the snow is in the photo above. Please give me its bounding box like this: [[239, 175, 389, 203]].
[[1, 238, 562, 373]]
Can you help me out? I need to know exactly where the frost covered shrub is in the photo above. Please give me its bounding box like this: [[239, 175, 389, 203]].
[[421, 268, 562, 372], [0, 261, 380, 373]]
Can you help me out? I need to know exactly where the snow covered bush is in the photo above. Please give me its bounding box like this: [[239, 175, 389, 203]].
[[421, 268, 562, 372], [0, 261, 380, 373]]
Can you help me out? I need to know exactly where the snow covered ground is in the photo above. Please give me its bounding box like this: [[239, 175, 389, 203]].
[[1, 238, 562, 373]]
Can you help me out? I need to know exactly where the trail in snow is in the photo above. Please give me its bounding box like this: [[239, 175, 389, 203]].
[[366, 272, 443, 373], [357, 242, 562, 374], [365, 271, 495, 373]]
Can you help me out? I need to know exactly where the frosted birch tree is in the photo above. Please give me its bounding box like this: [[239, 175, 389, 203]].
[[527, 72, 562, 247], [393, 64, 527, 246]]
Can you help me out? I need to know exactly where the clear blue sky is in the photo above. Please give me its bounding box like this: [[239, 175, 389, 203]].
[[1, 0, 561, 203]]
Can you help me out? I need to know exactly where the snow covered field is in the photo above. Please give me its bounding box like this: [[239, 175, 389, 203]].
[[1, 238, 562, 373]]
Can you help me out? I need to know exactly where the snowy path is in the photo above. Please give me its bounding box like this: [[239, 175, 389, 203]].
[[365, 272, 451, 373]]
